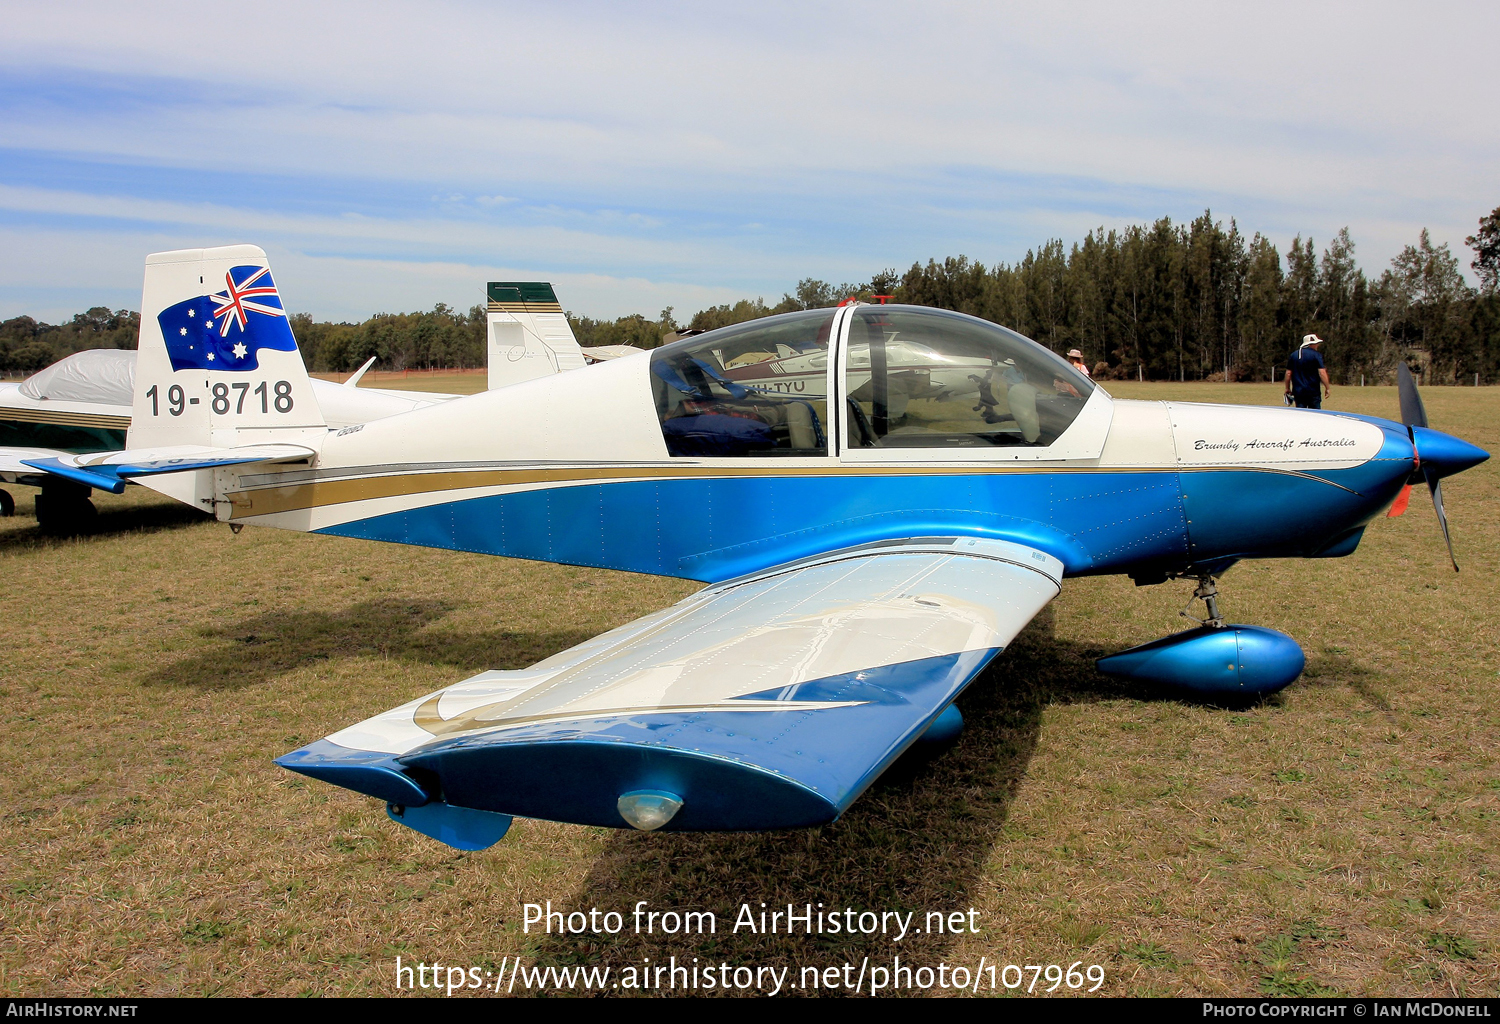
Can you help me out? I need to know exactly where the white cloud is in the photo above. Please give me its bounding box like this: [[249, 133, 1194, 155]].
[[0, 225, 751, 323], [0, 0, 1494, 311], [0, 183, 771, 273]]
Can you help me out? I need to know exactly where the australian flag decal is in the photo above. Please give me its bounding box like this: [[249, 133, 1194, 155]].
[[157, 265, 298, 372]]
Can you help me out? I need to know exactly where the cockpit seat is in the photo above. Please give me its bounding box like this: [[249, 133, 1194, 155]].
[[662, 413, 775, 457], [786, 401, 817, 450]]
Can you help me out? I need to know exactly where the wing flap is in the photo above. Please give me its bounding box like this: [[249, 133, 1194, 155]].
[[279, 537, 1061, 833]]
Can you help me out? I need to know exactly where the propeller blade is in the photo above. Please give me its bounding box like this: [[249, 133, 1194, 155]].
[[1395, 364, 1456, 565], [1387, 484, 1412, 517], [1397, 362, 1429, 429], [1425, 467, 1459, 572]]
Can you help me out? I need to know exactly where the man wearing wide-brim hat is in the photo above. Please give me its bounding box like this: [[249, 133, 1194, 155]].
[[1283, 334, 1330, 409]]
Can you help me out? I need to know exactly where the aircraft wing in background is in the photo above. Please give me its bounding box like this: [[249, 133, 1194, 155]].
[[1, 447, 67, 495]]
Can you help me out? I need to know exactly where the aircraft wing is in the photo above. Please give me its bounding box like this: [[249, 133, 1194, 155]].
[[0, 446, 67, 484], [279, 536, 1062, 836], [581, 344, 646, 362]]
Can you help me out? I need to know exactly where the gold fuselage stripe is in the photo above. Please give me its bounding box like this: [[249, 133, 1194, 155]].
[[232, 464, 1087, 517], [0, 408, 130, 430], [224, 462, 1347, 521]]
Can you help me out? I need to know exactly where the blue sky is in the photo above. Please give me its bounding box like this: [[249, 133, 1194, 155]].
[[1, 0, 1495, 322]]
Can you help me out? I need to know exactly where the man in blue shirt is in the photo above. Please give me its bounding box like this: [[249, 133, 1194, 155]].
[[1284, 334, 1330, 409]]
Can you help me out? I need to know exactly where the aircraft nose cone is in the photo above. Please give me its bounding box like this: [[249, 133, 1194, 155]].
[[1412, 426, 1490, 480]]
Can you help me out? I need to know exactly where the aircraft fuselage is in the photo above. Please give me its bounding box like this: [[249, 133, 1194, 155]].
[[221, 356, 1421, 585]]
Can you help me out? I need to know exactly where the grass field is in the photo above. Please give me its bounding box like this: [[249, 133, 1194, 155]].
[[1, 382, 1495, 997]]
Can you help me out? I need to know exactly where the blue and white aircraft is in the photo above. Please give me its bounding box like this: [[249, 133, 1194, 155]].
[[24, 245, 1489, 851]]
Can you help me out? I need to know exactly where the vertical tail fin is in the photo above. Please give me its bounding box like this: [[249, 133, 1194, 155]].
[[486, 281, 586, 390], [129, 245, 325, 451]]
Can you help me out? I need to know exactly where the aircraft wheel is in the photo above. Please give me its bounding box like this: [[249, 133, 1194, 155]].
[[36, 482, 97, 536], [0, 488, 13, 517]]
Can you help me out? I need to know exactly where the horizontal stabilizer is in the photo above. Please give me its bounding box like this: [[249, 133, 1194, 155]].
[[343, 356, 377, 387], [23, 443, 315, 494]]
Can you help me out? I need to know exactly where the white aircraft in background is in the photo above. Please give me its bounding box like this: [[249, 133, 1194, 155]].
[[484, 280, 641, 379], [21, 245, 1486, 854], [2, 277, 602, 531], [0, 350, 457, 530]]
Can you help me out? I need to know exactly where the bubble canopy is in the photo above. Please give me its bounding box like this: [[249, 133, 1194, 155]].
[[649, 305, 1095, 455], [651, 309, 835, 457]]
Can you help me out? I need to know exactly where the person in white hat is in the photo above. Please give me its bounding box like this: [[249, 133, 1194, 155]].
[[1066, 348, 1091, 377], [1283, 334, 1330, 408]]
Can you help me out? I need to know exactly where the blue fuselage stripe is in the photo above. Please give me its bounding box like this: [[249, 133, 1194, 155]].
[[317, 460, 1412, 582]]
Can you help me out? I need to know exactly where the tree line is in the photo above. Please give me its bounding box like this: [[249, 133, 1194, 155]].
[[572, 209, 1500, 386], [5, 207, 1497, 383], [893, 215, 1499, 385], [0, 308, 140, 374]]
